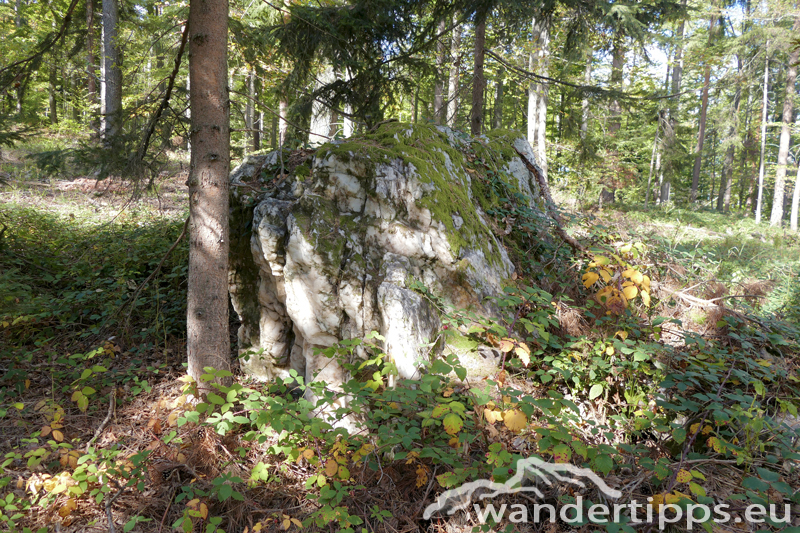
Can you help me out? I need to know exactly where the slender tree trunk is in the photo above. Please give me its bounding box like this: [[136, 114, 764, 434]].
[[48, 60, 58, 125], [245, 69, 254, 155], [86, 0, 97, 127], [526, 14, 551, 177], [187, 0, 231, 391], [433, 18, 447, 125], [690, 14, 716, 203], [493, 67, 504, 129], [470, 14, 487, 136], [755, 50, 769, 224], [717, 69, 742, 212], [100, 0, 121, 143], [609, 35, 625, 134], [580, 51, 592, 141], [270, 114, 278, 149], [446, 18, 461, 128], [279, 99, 288, 144], [769, 15, 800, 226], [661, 0, 687, 203], [15, 0, 22, 26], [790, 161, 800, 231]]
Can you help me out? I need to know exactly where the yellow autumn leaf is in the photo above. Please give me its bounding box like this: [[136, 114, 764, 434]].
[[502, 409, 528, 433], [324, 459, 338, 477], [641, 290, 651, 307], [448, 436, 460, 448], [676, 469, 692, 483], [515, 343, 531, 366], [484, 407, 503, 424], [199, 503, 209, 520], [442, 388, 454, 398], [605, 345, 614, 355], [302, 449, 314, 460], [582, 272, 600, 288], [649, 494, 665, 510], [599, 268, 613, 283], [615, 330, 628, 340], [443, 413, 463, 435], [619, 243, 633, 254], [641, 275, 651, 290], [594, 256, 611, 266], [622, 268, 637, 279], [707, 437, 724, 453], [282, 518, 291, 530], [498, 338, 515, 353], [290, 518, 302, 528], [52, 430, 64, 442], [622, 285, 638, 300], [631, 271, 644, 284]]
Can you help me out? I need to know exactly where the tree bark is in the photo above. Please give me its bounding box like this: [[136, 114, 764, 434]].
[[661, 0, 687, 203], [526, 14, 550, 178], [187, 0, 231, 391], [790, 161, 800, 231], [433, 18, 447, 125], [717, 67, 742, 213], [470, 14, 487, 136], [279, 98, 288, 144], [245, 69, 254, 154], [446, 18, 461, 127], [493, 67, 504, 129], [49, 60, 58, 125], [769, 15, 800, 226], [580, 50, 591, 141], [100, 0, 121, 143], [690, 14, 716, 203], [608, 36, 625, 134], [86, 0, 97, 126], [755, 50, 769, 224]]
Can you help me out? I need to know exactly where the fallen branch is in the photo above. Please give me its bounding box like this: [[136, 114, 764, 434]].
[[513, 146, 585, 253], [85, 390, 116, 453]]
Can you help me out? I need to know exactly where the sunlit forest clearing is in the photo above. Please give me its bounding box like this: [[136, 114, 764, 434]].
[[1, 0, 800, 532]]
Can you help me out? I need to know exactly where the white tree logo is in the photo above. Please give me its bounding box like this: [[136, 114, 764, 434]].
[[423, 457, 622, 519]]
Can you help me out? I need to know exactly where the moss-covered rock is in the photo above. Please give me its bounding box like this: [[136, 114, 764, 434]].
[[228, 123, 544, 392]]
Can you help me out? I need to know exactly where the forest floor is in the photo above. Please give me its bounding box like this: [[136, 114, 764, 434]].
[[1, 140, 800, 533]]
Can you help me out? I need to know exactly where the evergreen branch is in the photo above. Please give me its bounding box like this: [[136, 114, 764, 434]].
[[0, 0, 82, 93], [133, 20, 190, 171], [485, 49, 695, 102]]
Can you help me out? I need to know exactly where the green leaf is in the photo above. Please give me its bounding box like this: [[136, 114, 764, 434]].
[[207, 393, 225, 405], [218, 484, 232, 501], [588, 384, 604, 400], [442, 413, 463, 435]]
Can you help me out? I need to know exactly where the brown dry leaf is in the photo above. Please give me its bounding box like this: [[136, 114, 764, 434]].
[[415, 464, 429, 488], [167, 411, 180, 426], [514, 343, 531, 366], [41, 425, 52, 437], [58, 498, 77, 518], [442, 387, 454, 398], [496, 370, 506, 386], [199, 503, 209, 520], [147, 418, 162, 435], [498, 338, 515, 353], [484, 408, 503, 424], [302, 448, 314, 460], [502, 409, 528, 433], [52, 430, 64, 442]]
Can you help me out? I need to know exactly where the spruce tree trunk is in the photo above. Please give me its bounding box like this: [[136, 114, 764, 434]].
[[690, 14, 715, 203], [100, 0, 121, 142], [245, 69, 254, 154], [717, 74, 741, 212], [433, 18, 446, 125], [446, 19, 461, 127], [279, 99, 288, 144], [769, 15, 800, 226], [755, 51, 769, 224], [608, 36, 625, 134], [187, 0, 231, 391], [661, 0, 687, 203], [470, 15, 486, 136], [49, 61, 58, 125]]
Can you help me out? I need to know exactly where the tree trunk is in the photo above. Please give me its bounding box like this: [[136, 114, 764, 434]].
[[100, 0, 121, 143], [717, 68, 742, 213], [271, 114, 278, 149], [245, 69, 254, 155], [791, 161, 800, 231], [433, 18, 447, 125], [661, 0, 687, 203], [526, 14, 550, 178], [86, 0, 97, 127], [580, 50, 591, 141], [15, 0, 22, 26], [446, 18, 461, 127], [470, 14, 487, 136], [49, 61, 58, 125], [493, 67, 504, 129], [279, 99, 288, 145], [690, 14, 716, 203], [769, 15, 800, 226], [608, 35, 625, 134], [755, 50, 769, 224], [187, 0, 231, 391]]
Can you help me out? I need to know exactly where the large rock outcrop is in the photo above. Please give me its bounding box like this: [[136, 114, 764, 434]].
[[228, 123, 545, 390]]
